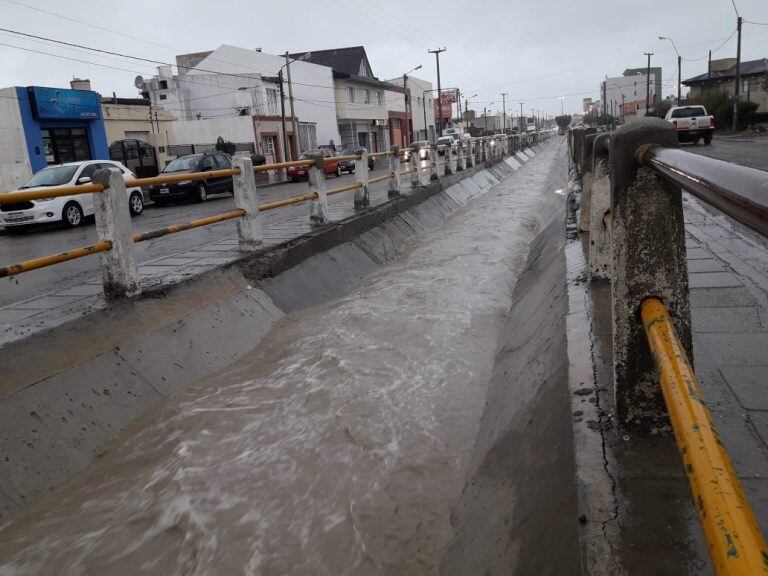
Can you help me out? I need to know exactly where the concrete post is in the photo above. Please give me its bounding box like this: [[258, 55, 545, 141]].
[[429, 144, 438, 181], [307, 151, 329, 225], [465, 141, 474, 169], [588, 134, 611, 281], [444, 142, 454, 176], [572, 127, 585, 172], [388, 145, 401, 198], [231, 156, 263, 251], [579, 128, 598, 232], [457, 141, 465, 171], [410, 144, 420, 188], [483, 139, 489, 163], [92, 167, 140, 299], [355, 149, 370, 208], [610, 118, 691, 430]]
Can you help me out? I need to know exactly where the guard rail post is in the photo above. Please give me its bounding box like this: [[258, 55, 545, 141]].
[[611, 118, 691, 429], [307, 152, 329, 225], [355, 149, 370, 208], [409, 143, 420, 188], [465, 141, 474, 169], [388, 145, 401, 198], [469, 140, 477, 167], [445, 142, 454, 176], [588, 133, 611, 280], [231, 155, 262, 250], [503, 136, 509, 157], [92, 167, 140, 299], [429, 144, 438, 181], [457, 141, 465, 172], [579, 128, 598, 232], [572, 127, 584, 171]]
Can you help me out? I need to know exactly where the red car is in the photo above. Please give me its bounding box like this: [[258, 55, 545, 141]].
[[287, 149, 342, 181]]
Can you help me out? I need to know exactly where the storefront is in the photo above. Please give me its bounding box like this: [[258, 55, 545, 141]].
[[15, 86, 109, 174]]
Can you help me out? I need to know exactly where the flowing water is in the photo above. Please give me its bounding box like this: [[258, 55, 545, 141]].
[[0, 143, 565, 575]]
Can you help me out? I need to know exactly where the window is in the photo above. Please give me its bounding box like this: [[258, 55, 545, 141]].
[[363, 89, 370, 104], [262, 136, 276, 157], [200, 155, 216, 170], [299, 123, 317, 151], [265, 88, 280, 115], [159, 80, 168, 89], [159, 94, 167, 100], [377, 91, 384, 106], [347, 86, 355, 103], [214, 154, 231, 168], [670, 106, 707, 118]]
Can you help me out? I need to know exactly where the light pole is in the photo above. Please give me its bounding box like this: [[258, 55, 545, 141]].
[[519, 102, 524, 133], [421, 87, 458, 142], [428, 47, 447, 136], [464, 93, 478, 127], [559, 96, 565, 116], [279, 52, 311, 162], [500, 91, 508, 132], [644, 52, 653, 114], [483, 102, 495, 134], [659, 36, 682, 106], [402, 64, 422, 147]]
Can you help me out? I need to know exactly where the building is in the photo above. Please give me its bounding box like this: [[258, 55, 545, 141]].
[[624, 66, 662, 104], [292, 46, 399, 152], [582, 98, 593, 113], [0, 84, 108, 191], [683, 58, 768, 113], [142, 45, 341, 162], [384, 75, 436, 145], [602, 71, 658, 120]]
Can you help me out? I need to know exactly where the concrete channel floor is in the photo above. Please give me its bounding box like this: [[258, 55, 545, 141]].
[[0, 158, 469, 346], [575, 188, 768, 575]]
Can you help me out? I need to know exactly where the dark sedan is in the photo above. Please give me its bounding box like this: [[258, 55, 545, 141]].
[[337, 147, 375, 174], [149, 152, 234, 204]]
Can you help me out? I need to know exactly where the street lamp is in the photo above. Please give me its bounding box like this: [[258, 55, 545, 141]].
[[483, 101, 495, 134], [559, 95, 565, 116], [421, 86, 459, 142], [279, 51, 311, 162], [402, 64, 422, 147], [659, 36, 682, 105], [500, 92, 508, 132]]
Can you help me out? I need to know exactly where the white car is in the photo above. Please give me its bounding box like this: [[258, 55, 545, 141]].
[[1, 160, 144, 229]]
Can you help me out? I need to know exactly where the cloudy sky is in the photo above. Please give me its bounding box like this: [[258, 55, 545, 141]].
[[1, 0, 767, 118]]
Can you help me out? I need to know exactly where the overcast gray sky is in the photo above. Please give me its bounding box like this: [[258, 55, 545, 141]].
[[1, 0, 767, 118]]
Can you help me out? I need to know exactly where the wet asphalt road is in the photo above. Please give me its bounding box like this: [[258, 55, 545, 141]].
[[685, 135, 768, 171], [0, 163, 399, 308]]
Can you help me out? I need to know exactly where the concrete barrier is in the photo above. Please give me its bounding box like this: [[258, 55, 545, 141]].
[[610, 118, 691, 429], [588, 134, 611, 280], [578, 128, 597, 232]]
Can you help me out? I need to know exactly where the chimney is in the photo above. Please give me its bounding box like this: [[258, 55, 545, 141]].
[[70, 78, 92, 91]]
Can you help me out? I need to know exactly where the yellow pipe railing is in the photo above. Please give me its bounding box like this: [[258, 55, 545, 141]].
[[641, 297, 768, 576], [0, 240, 112, 278]]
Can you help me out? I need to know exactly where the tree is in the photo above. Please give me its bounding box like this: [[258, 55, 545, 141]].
[[555, 114, 572, 129]]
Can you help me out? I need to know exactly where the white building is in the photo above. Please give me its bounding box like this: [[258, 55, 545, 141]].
[[385, 75, 436, 144], [142, 45, 341, 162], [603, 72, 658, 120]]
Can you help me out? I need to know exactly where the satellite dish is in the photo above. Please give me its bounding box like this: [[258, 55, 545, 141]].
[[134, 75, 145, 90]]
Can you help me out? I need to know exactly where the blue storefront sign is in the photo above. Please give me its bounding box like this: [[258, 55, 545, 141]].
[[29, 86, 101, 120]]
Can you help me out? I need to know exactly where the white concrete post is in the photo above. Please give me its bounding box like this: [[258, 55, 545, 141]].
[[588, 134, 611, 281], [429, 144, 438, 181], [92, 167, 140, 299], [307, 151, 328, 225], [231, 156, 263, 251], [465, 141, 474, 169], [355, 149, 370, 208], [458, 141, 465, 171], [444, 142, 454, 176], [410, 144, 420, 188], [388, 145, 401, 198], [503, 136, 509, 157]]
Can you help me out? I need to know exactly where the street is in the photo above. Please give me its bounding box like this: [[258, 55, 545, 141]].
[[686, 135, 768, 171], [0, 162, 402, 308]]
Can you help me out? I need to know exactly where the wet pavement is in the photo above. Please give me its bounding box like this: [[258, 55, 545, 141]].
[[686, 135, 768, 172], [0, 143, 568, 575]]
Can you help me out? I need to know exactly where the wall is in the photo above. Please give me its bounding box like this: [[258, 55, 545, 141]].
[[605, 73, 658, 116], [102, 102, 175, 165], [168, 116, 257, 148], [385, 75, 435, 142], [334, 79, 392, 121], [0, 87, 30, 192]]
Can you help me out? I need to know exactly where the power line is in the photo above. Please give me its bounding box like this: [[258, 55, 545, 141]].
[[730, 0, 740, 17]]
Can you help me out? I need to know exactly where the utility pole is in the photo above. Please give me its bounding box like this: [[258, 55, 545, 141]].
[[519, 101, 523, 133], [455, 88, 461, 127], [621, 93, 626, 123], [285, 51, 300, 156], [676, 54, 682, 106], [403, 73, 410, 147], [278, 69, 290, 163], [733, 16, 743, 132], [602, 80, 607, 123], [644, 52, 653, 115], [707, 50, 712, 100], [501, 92, 507, 132], [428, 47, 446, 136], [483, 106, 488, 133]]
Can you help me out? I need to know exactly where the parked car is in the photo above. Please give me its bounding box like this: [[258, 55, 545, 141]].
[[402, 140, 431, 162], [1, 160, 143, 229], [150, 152, 233, 204], [288, 149, 343, 181], [437, 135, 455, 156], [664, 105, 715, 145]]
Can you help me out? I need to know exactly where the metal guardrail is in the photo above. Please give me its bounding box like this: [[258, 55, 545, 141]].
[[0, 132, 549, 283], [572, 119, 768, 576], [641, 298, 768, 575]]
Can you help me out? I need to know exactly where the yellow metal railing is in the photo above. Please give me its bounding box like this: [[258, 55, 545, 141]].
[[641, 297, 768, 575]]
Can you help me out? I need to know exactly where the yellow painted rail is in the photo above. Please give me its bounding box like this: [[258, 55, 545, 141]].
[[0, 240, 112, 278], [641, 298, 768, 576]]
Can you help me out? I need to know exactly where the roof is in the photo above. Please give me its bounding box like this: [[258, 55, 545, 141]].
[[683, 58, 768, 85], [290, 46, 373, 77]]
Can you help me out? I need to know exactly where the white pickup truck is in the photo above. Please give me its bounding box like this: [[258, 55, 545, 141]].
[[664, 105, 715, 145]]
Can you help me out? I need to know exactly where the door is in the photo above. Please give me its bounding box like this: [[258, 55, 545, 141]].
[[357, 131, 369, 150], [74, 163, 102, 215], [200, 154, 216, 191], [43, 128, 92, 165], [213, 154, 233, 192]]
